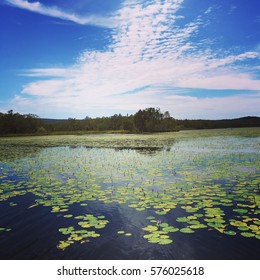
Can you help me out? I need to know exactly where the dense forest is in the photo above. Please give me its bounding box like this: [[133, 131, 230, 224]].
[[0, 108, 259, 135]]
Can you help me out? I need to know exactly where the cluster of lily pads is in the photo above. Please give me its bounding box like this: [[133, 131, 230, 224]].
[[57, 214, 109, 250], [142, 217, 177, 244], [0, 128, 259, 251]]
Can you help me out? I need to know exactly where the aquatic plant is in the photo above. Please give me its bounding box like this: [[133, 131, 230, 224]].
[[0, 128, 259, 253]]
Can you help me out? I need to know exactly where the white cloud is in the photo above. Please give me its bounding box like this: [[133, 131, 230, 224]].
[[7, 0, 260, 118], [11, 86, 260, 119], [164, 93, 260, 119], [20, 68, 77, 77], [5, 0, 115, 28], [204, 7, 213, 14], [176, 73, 260, 90]]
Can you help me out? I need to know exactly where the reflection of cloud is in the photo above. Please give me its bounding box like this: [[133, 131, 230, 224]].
[[7, 0, 260, 118], [5, 0, 115, 27]]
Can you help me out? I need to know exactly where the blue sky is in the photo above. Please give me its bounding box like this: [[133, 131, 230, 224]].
[[0, 0, 259, 119]]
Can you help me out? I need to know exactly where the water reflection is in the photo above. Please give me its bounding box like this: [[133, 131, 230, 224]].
[[0, 145, 42, 161], [114, 144, 174, 156], [114, 147, 162, 156]]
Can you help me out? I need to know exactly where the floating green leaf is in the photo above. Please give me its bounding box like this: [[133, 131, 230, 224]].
[[176, 217, 190, 223], [162, 226, 179, 233], [180, 228, 195, 233], [233, 209, 248, 214], [64, 214, 73, 218], [190, 224, 207, 229], [240, 232, 255, 238], [224, 230, 236, 236], [158, 239, 173, 245], [57, 241, 71, 250], [142, 225, 158, 232]]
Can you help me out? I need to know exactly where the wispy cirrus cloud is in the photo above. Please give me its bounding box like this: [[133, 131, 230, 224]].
[[8, 0, 260, 118], [5, 0, 115, 28]]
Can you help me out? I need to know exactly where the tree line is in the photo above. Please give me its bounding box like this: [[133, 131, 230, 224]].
[[0, 108, 259, 135], [0, 110, 43, 134], [42, 107, 175, 133]]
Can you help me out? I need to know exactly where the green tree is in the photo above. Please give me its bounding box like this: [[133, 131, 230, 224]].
[[133, 107, 163, 132]]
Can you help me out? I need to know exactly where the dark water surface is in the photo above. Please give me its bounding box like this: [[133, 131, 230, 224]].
[[0, 194, 259, 260]]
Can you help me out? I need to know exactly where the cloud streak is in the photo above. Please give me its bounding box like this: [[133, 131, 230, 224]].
[[5, 0, 115, 28]]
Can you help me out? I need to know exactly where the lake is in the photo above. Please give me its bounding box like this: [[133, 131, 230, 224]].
[[0, 128, 259, 259]]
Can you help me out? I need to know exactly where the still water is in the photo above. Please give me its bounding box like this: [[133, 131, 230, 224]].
[[0, 130, 259, 259]]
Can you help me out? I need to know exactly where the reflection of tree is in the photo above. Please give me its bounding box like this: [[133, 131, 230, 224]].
[[133, 147, 165, 156], [0, 145, 42, 161], [114, 142, 174, 156]]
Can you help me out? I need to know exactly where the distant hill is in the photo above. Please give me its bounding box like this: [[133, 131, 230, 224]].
[[172, 116, 260, 130], [212, 116, 260, 127], [41, 118, 68, 124]]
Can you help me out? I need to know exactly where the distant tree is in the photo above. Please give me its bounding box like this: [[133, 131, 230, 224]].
[[134, 107, 163, 132], [162, 111, 174, 131], [110, 114, 123, 130], [122, 115, 134, 131], [133, 109, 146, 132], [163, 111, 171, 119], [0, 110, 43, 134]]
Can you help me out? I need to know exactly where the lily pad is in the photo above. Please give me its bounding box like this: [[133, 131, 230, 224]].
[[224, 230, 236, 236], [162, 226, 179, 233], [142, 225, 158, 232], [148, 237, 161, 243], [180, 228, 195, 234], [233, 209, 248, 214], [240, 232, 255, 238], [57, 241, 71, 250], [237, 227, 248, 231], [176, 217, 190, 223], [64, 214, 73, 218], [189, 224, 207, 229], [146, 216, 155, 220], [158, 239, 173, 245], [155, 210, 167, 215], [230, 221, 247, 227]]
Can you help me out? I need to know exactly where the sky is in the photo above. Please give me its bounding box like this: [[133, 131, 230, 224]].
[[0, 0, 259, 119]]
